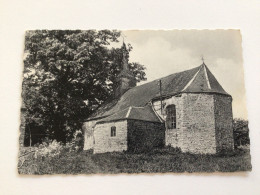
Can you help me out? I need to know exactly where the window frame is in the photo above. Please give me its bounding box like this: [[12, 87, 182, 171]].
[[111, 126, 116, 137], [166, 104, 177, 129]]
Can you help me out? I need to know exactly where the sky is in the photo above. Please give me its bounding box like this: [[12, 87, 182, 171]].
[[118, 30, 247, 119]]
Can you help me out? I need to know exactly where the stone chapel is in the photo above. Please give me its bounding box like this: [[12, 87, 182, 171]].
[[83, 43, 234, 154]]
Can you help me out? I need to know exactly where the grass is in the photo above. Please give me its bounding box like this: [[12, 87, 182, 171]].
[[18, 147, 252, 175]]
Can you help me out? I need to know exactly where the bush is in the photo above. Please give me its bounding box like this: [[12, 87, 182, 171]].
[[34, 130, 84, 159], [34, 140, 64, 159], [19, 129, 84, 173], [233, 118, 250, 147], [65, 130, 84, 152]]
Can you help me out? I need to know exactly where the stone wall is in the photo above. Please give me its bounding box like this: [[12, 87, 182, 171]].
[[127, 120, 165, 152], [83, 120, 97, 150], [85, 93, 233, 154], [214, 94, 234, 152], [93, 120, 128, 153], [152, 95, 183, 148], [153, 93, 217, 154], [181, 93, 216, 154]]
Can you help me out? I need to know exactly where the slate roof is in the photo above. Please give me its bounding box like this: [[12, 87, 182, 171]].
[[97, 106, 162, 124], [181, 64, 229, 96], [88, 63, 230, 121]]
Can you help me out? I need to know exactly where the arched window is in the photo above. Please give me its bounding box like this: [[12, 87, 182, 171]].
[[111, 126, 116, 137], [166, 105, 176, 129]]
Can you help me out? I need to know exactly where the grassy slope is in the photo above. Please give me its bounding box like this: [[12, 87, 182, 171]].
[[18, 148, 252, 175]]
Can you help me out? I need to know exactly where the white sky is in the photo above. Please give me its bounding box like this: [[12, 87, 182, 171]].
[[118, 30, 247, 119]]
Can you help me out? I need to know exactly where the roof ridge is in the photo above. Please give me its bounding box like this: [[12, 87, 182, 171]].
[[204, 64, 229, 95], [126, 106, 132, 118], [203, 64, 211, 89], [181, 65, 202, 92]]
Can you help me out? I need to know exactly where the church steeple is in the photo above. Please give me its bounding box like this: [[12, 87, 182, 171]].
[[122, 41, 129, 71], [114, 42, 136, 98]]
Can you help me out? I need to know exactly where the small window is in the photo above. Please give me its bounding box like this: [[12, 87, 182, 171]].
[[111, 126, 116, 137], [166, 105, 176, 129]]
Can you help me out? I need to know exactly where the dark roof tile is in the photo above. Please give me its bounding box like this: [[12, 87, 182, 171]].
[[89, 64, 230, 120], [97, 106, 162, 124]]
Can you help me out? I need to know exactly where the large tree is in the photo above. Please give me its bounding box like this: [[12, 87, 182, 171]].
[[22, 30, 146, 142]]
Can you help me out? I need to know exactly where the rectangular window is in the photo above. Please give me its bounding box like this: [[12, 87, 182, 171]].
[[111, 126, 116, 137], [166, 105, 176, 129]]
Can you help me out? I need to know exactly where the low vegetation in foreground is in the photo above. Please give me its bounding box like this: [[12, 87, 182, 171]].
[[18, 141, 251, 175]]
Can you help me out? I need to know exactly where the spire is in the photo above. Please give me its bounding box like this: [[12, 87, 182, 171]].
[[114, 41, 136, 98], [122, 38, 126, 49], [122, 41, 129, 71]]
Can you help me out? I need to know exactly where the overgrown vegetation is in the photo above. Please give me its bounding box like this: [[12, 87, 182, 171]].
[[233, 118, 250, 148], [18, 144, 251, 174], [22, 30, 147, 143], [19, 118, 252, 174]]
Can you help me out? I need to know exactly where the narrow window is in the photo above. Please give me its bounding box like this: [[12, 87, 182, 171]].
[[111, 126, 116, 137], [166, 105, 176, 129]]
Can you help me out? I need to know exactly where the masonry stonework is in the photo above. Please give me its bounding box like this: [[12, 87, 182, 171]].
[[153, 93, 217, 154], [214, 94, 234, 152], [153, 95, 183, 148], [181, 93, 216, 154], [127, 120, 165, 152], [83, 120, 97, 150], [93, 120, 128, 154]]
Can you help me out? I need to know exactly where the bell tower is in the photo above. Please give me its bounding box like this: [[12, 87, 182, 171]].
[[114, 42, 136, 98]]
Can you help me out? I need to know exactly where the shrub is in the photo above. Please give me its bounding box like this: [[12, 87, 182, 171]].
[[22, 130, 83, 161], [65, 130, 84, 152], [18, 131, 84, 174], [34, 140, 64, 159], [233, 118, 250, 147]]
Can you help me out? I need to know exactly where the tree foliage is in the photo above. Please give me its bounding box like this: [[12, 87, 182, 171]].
[[233, 118, 250, 147], [22, 30, 146, 142]]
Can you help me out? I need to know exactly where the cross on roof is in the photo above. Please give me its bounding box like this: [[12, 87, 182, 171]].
[[201, 56, 205, 64]]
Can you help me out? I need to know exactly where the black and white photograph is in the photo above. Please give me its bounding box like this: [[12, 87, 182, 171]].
[[1, 0, 260, 194], [18, 30, 251, 174]]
